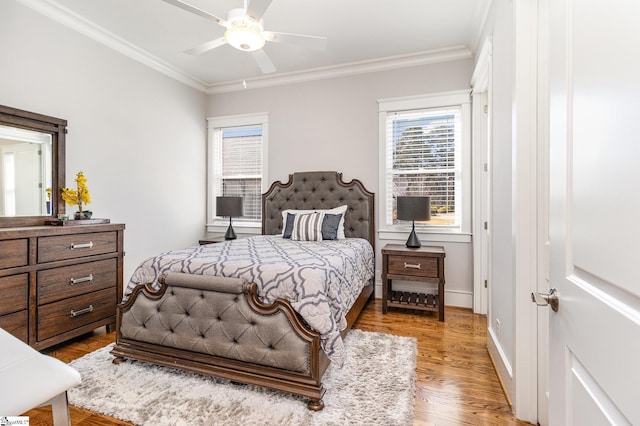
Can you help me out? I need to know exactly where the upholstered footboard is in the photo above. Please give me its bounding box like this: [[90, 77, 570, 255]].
[[112, 272, 329, 410]]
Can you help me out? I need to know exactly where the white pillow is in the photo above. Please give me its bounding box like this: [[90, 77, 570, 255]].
[[290, 212, 324, 241], [281, 205, 348, 239]]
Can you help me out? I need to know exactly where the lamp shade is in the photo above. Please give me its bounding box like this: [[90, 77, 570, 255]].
[[216, 196, 243, 217], [397, 196, 431, 222]]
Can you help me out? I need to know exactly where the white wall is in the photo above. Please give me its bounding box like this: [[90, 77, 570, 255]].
[[206, 60, 476, 306], [487, 0, 516, 373], [0, 1, 207, 282]]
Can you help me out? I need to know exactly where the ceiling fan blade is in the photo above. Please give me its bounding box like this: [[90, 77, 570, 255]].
[[184, 37, 227, 55], [264, 31, 327, 50], [252, 49, 276, 74], [160, 0, 226, 26], [246, 0, 272, 22]]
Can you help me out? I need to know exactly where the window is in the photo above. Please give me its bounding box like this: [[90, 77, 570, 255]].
[[379, 90, 470, 233], [207, 113, 268, 228]]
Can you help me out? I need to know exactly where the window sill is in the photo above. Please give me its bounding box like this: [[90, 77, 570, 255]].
[[378, 227, 472, 244], [206, 221, 262, 236]]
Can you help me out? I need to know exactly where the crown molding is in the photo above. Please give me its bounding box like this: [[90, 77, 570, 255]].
[[471, 36, 493, 90], [16, 0, 209, 92], [469, 0, 493, 54], [206, 46, 473, 94], [18, 0, 472, 95]]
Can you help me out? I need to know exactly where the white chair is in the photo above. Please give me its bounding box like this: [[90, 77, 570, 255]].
[[0, 327, 81, 425]]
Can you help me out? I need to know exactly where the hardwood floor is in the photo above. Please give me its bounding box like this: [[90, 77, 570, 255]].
[[354, 301, 531, 426], [25, 300, 531, 425]]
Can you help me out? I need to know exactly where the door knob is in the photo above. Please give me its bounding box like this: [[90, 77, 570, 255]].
[[531, 288, 559, 312]]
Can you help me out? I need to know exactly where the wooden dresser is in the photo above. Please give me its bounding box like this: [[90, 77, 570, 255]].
[[0, 223, 125, 350]]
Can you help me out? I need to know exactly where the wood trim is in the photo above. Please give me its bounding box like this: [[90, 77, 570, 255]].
[[0, 105, 67, 227]]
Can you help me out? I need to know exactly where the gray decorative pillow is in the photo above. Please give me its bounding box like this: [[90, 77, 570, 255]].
[[283, 212, 295, 239], [321, 213, 342, 240], [291, 212, 324, 241]]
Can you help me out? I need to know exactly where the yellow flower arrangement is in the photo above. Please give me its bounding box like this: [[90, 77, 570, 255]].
[[61, 171, 91, 217]]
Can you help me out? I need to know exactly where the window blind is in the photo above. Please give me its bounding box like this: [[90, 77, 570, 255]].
[[385, 106, 461, 226], [212, 125, 263, 221]]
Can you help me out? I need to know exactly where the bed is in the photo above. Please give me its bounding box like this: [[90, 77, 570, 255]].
[[111, 171, 375, 410]]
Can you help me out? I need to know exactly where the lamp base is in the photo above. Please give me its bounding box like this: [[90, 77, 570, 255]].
[[225, 218, 237, 240], [405, 222, 421, 248]]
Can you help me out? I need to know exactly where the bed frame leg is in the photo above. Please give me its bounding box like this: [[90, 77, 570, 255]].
[[307, 399, 324, 411], [112, 356, 124, 364]]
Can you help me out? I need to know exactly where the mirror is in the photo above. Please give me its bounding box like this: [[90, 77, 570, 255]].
[[0, 105, 66, 227], [0, 125, 52, 216]]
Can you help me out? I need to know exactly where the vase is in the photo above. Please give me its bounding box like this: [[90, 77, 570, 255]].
[[74, 210, 93, 220]]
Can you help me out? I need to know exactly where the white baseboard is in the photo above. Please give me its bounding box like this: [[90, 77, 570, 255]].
[[487, 326, 515, 406]]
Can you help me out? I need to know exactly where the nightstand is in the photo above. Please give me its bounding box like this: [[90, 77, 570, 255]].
[[381, 243, 446, 321], [199, 234, 227, 245]]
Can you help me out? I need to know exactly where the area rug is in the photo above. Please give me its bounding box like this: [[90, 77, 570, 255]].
[[68, 329, 416, 425]]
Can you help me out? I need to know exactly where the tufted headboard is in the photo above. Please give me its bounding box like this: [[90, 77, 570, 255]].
[[262, 171, 375, 248]]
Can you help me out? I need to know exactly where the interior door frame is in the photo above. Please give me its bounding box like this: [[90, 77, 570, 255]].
[[512, 0, 540, 421], [471, 37, 492, 315], [536, 0, 551, 423]]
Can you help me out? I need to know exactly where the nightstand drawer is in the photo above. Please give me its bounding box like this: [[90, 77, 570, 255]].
[[37, 258, 117, 305], [37, 287, 116, 341], [37, 231, 117, 263], [387, 254, 439, 278]]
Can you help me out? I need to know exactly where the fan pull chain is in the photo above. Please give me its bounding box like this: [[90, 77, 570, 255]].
[[241, 51, 248, 89]]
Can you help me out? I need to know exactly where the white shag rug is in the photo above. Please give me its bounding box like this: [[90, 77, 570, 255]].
[[68, 329, 416, 426]]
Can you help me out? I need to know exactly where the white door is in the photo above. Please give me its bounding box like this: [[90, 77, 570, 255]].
[[547, 0, 640, 424]]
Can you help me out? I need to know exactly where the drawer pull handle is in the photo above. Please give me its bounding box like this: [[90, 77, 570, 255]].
[[404, 262, 421, 269], [71, 241, 94, 250], [70, 305, 94, 317], [70, 274, 93, 285]]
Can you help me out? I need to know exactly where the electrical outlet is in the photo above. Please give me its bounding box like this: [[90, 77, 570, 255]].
[[495, 318, 501, 338]]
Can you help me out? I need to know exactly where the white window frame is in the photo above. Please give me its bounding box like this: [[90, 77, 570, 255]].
[[378, 90, 471, 242], [206, 112, 269, 233]]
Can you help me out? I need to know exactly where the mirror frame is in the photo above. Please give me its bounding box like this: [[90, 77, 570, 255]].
[[0, 105, 66, 227]]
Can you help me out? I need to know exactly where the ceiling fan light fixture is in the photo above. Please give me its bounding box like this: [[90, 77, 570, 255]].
[[224, 9, 265, 52]]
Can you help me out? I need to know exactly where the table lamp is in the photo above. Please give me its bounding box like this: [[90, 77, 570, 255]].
[[397, 196, 431, 248], [216, 196, 243, 240]]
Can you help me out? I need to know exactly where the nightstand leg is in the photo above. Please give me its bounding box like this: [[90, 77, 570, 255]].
[[438, 279, 445, 321], [382, 278, 389, 314]]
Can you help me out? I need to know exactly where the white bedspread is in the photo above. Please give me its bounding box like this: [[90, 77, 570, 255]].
[[125, 235, 374, 366]]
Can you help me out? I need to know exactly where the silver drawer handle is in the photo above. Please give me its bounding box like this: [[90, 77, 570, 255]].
[[71, 241, 94, 250], [70, 274, 93, 285], [70, 305, 94, 317], [404, 262, 421, 269]]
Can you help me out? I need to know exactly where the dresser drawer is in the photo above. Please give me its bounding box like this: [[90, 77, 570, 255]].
[[37, 231, 117, 263], [0, 239, 28, 269], [37, 287, 116, 341], [387, 254, 439, 278], [37, 258, 117, 305], [0, 274, 28, 315], [0, 310, 28, 343]]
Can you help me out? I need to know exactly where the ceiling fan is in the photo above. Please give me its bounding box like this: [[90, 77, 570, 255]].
[[161, 0, 327, 74]]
